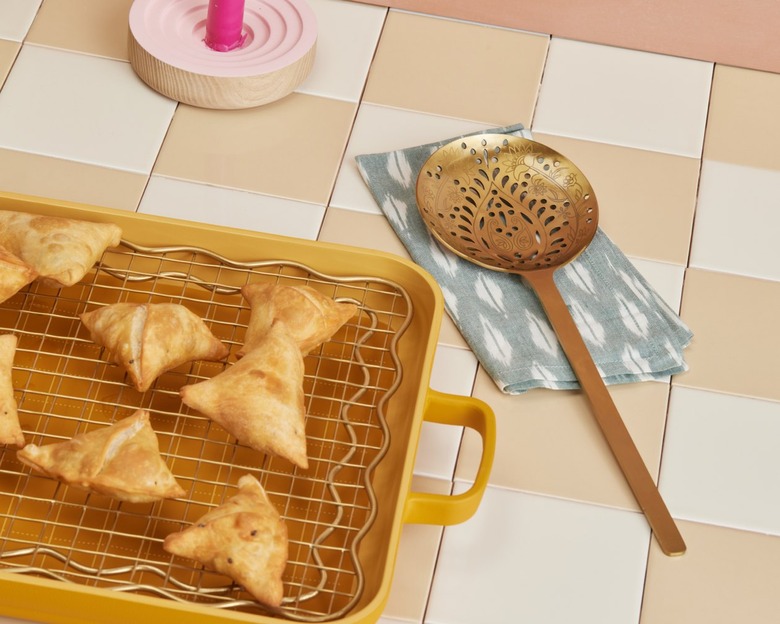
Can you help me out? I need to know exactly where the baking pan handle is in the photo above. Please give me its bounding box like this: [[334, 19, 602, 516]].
[[403, 388, 496, 526]]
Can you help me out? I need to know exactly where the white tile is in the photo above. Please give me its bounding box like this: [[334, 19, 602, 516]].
[[297, 0, 386, 102], [533, 38, 712, 157], [426, 486, 649, 624], [0, 45, 175, 173], [690, 160, 780, 281], [0, 0, 43, 41], [138, 176, 326, 239], [660, 386, 780, 535], [413, 345, 478, 480], [331, 104, 489, 214], [626, 256, 686, 312]]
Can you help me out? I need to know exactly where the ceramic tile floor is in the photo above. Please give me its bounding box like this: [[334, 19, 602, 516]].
[[0, 1, 779, 623]]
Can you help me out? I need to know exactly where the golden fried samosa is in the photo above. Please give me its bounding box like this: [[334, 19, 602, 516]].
[[0, 210, 122, 287], [238, 283, 357, 357], [80, 302, 229, 392], [180, 323, 308, 469], [17, 409, 185, 503], [163, 474, 287, 607], [0, 334, 23, 447], [0, 245, 37, 304]]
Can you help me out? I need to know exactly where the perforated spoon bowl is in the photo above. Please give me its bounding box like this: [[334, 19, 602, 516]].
[[416, 134, 685, 556]]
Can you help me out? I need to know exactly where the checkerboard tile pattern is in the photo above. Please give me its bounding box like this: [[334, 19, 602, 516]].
[[1, 1, 778, 623]]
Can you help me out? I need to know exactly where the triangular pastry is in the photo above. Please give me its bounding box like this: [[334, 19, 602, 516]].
[[180, 323, 308, 469], [238, 283, 357, 357], [163, 474, 288, 607], [0, 210, 122, 287], [80, 302, 229, 392], [17, 409, 185, 503], [0, 245, 37, 304], [0, 334, 24, 447]]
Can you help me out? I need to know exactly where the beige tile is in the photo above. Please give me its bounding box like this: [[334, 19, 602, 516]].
[[534, 133, 699, 265], [0, 39, 19, 87], [676, 269, 780, 401], [26, 0, 132, 61], [641, 520, 780, 624], [363, 11, 548, 125], [704, 65, 780, 171], [154, 95, 356, 205], [459, 368, 671, 511], [381, 475, 447, 623], [318, 207, 468, 349], [0, 148, 146, 211]]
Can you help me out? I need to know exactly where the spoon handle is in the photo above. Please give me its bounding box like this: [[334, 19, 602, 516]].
[[524, 269, 686, 556]]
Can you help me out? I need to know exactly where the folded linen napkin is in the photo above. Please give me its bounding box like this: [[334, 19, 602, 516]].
[[355, 122, 693, 394]]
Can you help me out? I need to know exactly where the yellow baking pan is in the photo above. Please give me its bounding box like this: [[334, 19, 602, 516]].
[[0, 191, 495, 624]]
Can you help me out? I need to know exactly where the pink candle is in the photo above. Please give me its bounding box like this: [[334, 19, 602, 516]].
[[204, 0, 247, 52]]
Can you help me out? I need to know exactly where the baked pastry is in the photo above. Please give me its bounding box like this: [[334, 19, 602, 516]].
[[238, 283, 357, 357], [163, 474, 288, 608], [0, 334, 24, 447], [80, 302, 229, 392], [180, 323, 308, 469], [0, 245, 37, 304], [17, 409, 185, 503], [0, 210, 122, 287]]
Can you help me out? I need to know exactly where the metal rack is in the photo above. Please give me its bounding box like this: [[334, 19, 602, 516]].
[[0, 241, 413, 621]]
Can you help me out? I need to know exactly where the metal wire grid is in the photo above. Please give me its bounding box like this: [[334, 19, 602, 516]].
[[0, 240, 413, 622]]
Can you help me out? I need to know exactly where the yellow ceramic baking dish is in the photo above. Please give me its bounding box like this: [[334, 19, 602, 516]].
[[0, 191, 495, 624]]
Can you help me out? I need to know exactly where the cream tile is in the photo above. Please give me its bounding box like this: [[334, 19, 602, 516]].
[[297, 0, 386, 102], [626, 257, 685, 313], [154, 95, 355, 205], [25, 0, 132, 60], [533, 38, 712, 157], [0, 39, 19, 86], [641, 520, 780, 624], [138, 176, 326, 239], [363, 11, 547, 125], [381, 475, 447, 623], [317, 208, 469, 350], [690, 160, 780, 281], [331, 103, 490, 214], [0, 45, 175, 173], [676, 269, 780, 401], [533, 132, 699, 265], [0, 0, 43, 41], [704, 65, 780, 172], [660, 386, 780, 535], [426, 486, 649, 624], [413, 345, 478, 480], [460, 368, 670, 512], [0, 148, 146, 211]]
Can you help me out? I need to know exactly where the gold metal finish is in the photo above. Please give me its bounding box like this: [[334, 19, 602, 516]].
[[416, 134, 686, 556], [0, 239, 414, 621]]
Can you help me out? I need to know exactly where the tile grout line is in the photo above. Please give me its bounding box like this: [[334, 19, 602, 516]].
[[316, 7, 392, 243]]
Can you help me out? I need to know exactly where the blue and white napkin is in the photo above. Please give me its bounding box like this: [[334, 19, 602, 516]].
[[356, 122, 693, 394]]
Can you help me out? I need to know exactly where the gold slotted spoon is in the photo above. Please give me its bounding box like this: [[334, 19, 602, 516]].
[[415, 134, 685, 556]]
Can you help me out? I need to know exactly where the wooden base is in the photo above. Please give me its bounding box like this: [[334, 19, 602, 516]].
[[128, 30, 316, 109]]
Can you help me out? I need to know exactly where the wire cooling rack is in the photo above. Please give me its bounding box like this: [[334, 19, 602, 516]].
[[0, 240, 413, 621]]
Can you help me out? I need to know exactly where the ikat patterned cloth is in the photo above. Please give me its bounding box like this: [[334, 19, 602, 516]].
[[355, 123, 693, 394]]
